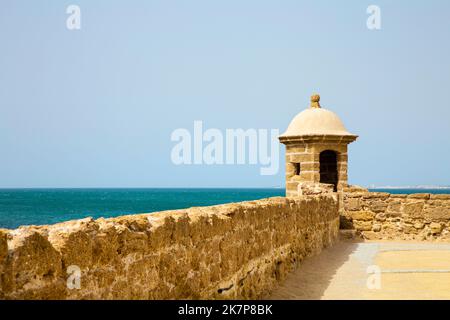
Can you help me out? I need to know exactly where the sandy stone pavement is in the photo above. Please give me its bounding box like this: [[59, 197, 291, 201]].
[[268, 241, 450, 300]]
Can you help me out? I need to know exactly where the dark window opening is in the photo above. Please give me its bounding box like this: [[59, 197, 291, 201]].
[[293, 163, 300, 176], [319, 150, 338, 191]]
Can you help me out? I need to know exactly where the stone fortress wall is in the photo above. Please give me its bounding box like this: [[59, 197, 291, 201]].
[[342, 187, 450, 241], [0, 195, 339, 299]]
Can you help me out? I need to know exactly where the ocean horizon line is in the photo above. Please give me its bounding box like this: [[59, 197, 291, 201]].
[[0, 186, 284, 190], [370, 186, 450, 190], [1, 186, 450, 190]]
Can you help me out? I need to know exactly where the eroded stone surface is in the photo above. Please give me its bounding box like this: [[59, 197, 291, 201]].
[[0, 195, 339, 300], [343, 191, 450, 241]]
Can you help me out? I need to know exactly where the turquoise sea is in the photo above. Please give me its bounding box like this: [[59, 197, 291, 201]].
[[0, 188, 284, 229], [1, 188, 449, 230]]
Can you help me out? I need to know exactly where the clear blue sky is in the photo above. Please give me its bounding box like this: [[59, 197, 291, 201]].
[[1, 0, 450, 188]]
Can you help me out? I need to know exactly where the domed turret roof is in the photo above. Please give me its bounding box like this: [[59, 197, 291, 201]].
[[280, 94, 356, 138]]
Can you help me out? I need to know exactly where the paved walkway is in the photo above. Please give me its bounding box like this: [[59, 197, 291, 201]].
[[268, 241, 450, 300]]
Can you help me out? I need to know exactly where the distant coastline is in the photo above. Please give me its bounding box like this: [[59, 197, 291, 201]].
[[368, 185, 450, 190]]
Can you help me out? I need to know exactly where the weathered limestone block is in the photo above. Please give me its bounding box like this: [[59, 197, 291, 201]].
[[47, 218, 99, 269], [390, 194, 408, 199], [403, 201, 425, 218], [351, 210, 374, 221], [286, 146, 306, 153], [423, 205, 450, 222], [407, 193, 431, 200], [0, 229, 8, 298], [290, 175, 305, 182], [375, 213, 387, 222], [431, 194, 450, 200], [344, 197, 361, 211], [301, 162, 320, 172], [91, 219, 121, 265], [353, 220, 372, 231], [0, 230, 7, 262], [369, 200, 389, 213], [299, 171, 317, 182], [2, 228, 65, 299], [401, 222, 418, 234], [289, 153, 314, 163], [312, 143, 347, 154], [386, 200, 402, 216], [343, 185, 368, 193], [362, 192, 390, 200], [297, 182, 334, 196], [286, 181, 299, 192]]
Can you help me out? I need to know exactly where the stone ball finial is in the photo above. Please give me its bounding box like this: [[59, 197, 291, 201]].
[[310, 94, 321, 108]]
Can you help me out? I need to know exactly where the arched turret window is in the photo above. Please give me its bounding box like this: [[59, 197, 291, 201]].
[[319, 150, 338, 191]]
